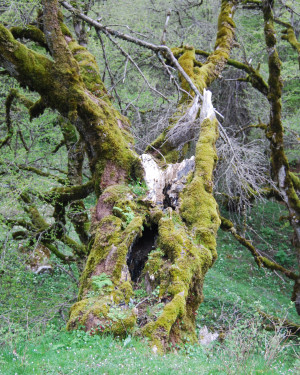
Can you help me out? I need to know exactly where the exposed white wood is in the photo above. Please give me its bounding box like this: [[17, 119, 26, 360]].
[[141, 154, 195, 206], [199, 89, 215, 123]]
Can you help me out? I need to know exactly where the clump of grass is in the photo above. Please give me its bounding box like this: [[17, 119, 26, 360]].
[[1, 319, 298, 375]]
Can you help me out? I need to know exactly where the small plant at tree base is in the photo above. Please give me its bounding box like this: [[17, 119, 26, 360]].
[[86, 273, 113, 298], [113, 206, 135, 228], [134, 288, 147, 299], [107, 307, 128, 322], [128, 178, 148, 197]]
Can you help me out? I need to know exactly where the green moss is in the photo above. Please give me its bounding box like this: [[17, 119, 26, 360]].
[[26, 205, 49, 230], [103, 185, 130, 203], [140, 215, 209, 347], [178, 47, 196, 95], [78, 216, 123, 298], [290, 172, 300, 191], [10, 25, 47, 47], [144, 248, 164, 276], [67, 295, 136, 337], [142, 293, 186, 352], [59, 22, 73, 38], [68, 39, 108, 101], [67, 298, 90, 330], [69, 185, 146, 332], [220, 216, 234, 231], [119, 281, 133, 304], [180, 117, 220, 258], [149, 208, 163, 224]]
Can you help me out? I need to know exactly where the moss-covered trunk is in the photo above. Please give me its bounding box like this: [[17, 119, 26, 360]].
[[67, 1, 237, 351], [67, 90, 220, 351], [0, 0, 238, 350]]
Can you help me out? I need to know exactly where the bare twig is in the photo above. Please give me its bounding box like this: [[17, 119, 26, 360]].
[[101, 31, 170, 102], [96, 31, 123, 109], [59, 1, 203, 100]]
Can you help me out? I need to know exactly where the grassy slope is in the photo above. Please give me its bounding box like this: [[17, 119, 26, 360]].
[[1, 201, 299, 374]]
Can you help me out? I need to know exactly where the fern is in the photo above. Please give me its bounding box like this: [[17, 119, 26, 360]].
[[91, 273, 113, 291]]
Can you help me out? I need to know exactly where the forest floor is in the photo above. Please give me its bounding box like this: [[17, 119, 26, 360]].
[[0, 201, 299, 374]]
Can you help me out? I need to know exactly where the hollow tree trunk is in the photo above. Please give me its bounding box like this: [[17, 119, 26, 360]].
[[0, 0, 237, 350], [67, 0, 237, 351], [67, 90, 221, 351]]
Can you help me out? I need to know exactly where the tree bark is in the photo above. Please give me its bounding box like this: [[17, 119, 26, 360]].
[[262, 0, 300, 314], [0, 0, 239, 350]]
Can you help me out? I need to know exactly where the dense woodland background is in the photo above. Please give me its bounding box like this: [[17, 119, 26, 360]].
[[0, 0, 299, 373]]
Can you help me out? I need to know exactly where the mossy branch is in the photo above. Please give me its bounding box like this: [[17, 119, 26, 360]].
[[10, 25, 48, 50], [19, 192, 86, 259], [0, 215, 36, 231], [274, 19, 300, 68], [17, 164, 66, 185], [258, 309, 300, 335], [42, 0, 79, 70], [1, 89, 33, 148], [0, 24, 54, 92], [42, 180, 94, 204], [29, 98, 47, 120], [289, 172, 300, 192], [262, 1, 300, 265], [234, 121, 267, 136], [193, 49, 269, 95], [220, 216, 299, 281], [42, 241, 75, 262], [37, 223, 86, 257]]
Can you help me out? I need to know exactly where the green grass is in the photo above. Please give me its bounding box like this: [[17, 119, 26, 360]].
[[0, 327, 298, 375], [199, 230, 298, 323]]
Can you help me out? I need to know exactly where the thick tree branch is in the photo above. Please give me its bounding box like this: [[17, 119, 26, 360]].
[[17, 164, 66, 185], [40, 180, 94, 205], [42, 0, 79, 70], [274, 19, 300, 68], [185, 48, 269, 95], [10, 25, 48, 50], [220, 216, 299, 281]]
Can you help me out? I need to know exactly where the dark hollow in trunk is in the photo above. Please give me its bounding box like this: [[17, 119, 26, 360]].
[[127, 225, 158, 282]]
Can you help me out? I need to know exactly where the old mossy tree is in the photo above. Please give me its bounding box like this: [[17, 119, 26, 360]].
[[0, 0, 299, 351]]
